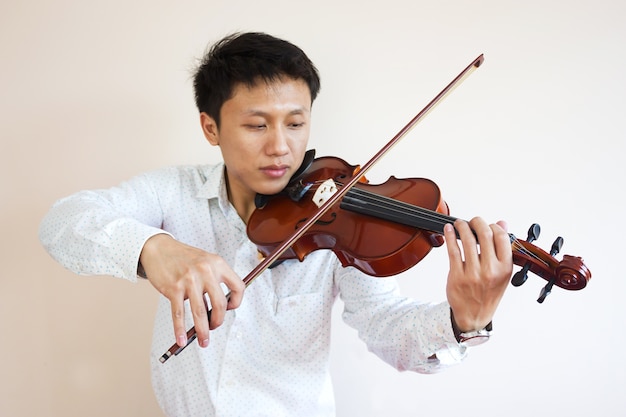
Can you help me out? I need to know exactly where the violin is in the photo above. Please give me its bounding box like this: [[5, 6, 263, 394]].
[[159, 53, 591, 363], [248, 151, 591, 301]]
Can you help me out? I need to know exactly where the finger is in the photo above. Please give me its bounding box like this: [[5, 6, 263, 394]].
[[187, 284, 211, 348], [223, 271, 245, 310], [455, 219, 479, 264], [469, 216, 496, 260], [204, 275, 228, 330], [170, 297, 190, 348], [493, 220, 513, 264], [444, 223, 463, 270]]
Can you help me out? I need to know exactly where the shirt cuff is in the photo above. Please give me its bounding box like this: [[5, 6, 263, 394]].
[[427, 301, 467, 367]]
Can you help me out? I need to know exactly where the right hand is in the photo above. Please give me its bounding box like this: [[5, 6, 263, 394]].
[[139, 234, 245, 348]]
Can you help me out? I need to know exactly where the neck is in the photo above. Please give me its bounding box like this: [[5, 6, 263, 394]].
[[224, 173, 257, 224]]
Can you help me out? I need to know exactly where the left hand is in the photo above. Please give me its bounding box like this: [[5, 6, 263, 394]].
[[444, 217, 513, 333]]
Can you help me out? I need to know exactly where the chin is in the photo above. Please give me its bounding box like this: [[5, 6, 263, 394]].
[[257, 185, 285, 197], [257, 178, 290, 196]]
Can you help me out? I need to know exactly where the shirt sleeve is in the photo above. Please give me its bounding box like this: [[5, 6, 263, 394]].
[[336, 266, 467, 374], [38, 171, 173, 282]]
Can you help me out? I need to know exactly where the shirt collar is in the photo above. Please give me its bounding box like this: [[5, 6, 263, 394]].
[[196, 162, 227, 202], [196, 162, 248, 230]]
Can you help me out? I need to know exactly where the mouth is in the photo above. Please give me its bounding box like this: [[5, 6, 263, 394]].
[[260, 164, 290, 179]]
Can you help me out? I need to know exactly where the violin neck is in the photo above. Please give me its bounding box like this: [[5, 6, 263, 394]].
[[340, 187, 518, 245]]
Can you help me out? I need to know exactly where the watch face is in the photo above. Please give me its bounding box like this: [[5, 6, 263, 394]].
[[460, 333, 490, 347]]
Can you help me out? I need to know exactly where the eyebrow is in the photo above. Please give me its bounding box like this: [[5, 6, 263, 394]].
[[242, 107, 310, 117]]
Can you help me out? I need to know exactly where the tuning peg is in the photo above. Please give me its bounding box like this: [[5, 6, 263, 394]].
[[526, 223, 541, 243], [511, 264, 531, 287], [511, 224, 541, 287], [535, 237, 564, 303], [550, 236, 564, 256], [537, 279, 555, 303]]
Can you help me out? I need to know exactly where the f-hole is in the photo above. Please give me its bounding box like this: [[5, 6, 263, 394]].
[[295, 212, 337, 229]]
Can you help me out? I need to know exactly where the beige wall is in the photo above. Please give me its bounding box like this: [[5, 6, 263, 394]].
[[2, 0, 625, 416]]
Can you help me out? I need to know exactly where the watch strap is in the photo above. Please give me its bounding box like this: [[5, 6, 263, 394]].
[[450, 308, 492, 346]]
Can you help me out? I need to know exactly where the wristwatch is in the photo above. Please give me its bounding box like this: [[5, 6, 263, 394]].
[[451, 309, 492, 347]]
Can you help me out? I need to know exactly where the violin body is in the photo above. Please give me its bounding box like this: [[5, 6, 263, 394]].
[[248, 156, 449, 276]]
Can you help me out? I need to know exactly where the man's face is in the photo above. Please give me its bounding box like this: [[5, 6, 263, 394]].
[[201, 77, 312, 213]]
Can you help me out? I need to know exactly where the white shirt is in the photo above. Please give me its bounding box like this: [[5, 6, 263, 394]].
[[39, 163, 466, 417]]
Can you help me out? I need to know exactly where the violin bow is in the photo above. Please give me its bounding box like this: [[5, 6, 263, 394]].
[[159, 54, 485, 363]]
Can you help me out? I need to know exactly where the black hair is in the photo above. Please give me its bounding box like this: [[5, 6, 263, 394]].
[[193, 32, 321, 127]]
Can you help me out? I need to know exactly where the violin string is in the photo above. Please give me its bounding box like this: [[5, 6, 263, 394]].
[[348, 186, 455, 229], [348, 187, 547, 266], [304, 181, 452, 228], [303, 181, 548, 267]]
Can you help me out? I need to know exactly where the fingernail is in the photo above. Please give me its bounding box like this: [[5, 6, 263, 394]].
[[178, 334, 187, 346], [201, 338, 209, 348]]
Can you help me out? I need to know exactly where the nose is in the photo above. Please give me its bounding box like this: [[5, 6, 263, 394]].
[[265, 125, 289, 156]]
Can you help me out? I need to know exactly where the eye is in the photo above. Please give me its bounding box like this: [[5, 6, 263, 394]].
[[245, 124, 266, 130]]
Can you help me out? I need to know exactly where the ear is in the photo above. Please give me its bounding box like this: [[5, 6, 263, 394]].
[[200, 112, 220, 146]]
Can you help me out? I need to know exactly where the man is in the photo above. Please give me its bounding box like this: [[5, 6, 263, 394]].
[[39, 32, 512, 416]]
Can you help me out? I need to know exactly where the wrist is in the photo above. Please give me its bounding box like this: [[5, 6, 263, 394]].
[[450, 308, 492, 346], [138, 233, 173, 278]]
